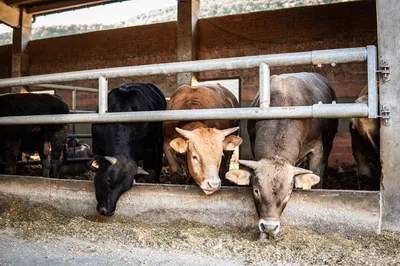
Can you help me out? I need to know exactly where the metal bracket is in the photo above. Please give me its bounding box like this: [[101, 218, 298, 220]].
[[377, 60, 390, 82], [378, 105, 390, 126]]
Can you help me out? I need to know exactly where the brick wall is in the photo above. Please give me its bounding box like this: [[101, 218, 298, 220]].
[[0, 1, 377, 169], [28, 22, 178, 108]]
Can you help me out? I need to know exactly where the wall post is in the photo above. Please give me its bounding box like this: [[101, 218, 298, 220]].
[[376, 0, 400, 232]]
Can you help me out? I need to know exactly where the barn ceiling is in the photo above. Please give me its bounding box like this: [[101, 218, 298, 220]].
[[4, 0, 129, 15]]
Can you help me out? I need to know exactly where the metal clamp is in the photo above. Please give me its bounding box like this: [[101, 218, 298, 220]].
[[378, 105, 390, 126], [377, 60, 390, 83]]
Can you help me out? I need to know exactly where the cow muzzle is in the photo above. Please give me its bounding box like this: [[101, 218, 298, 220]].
[[200, 178, 221, 195], [97, 206, 115, 217], [258, 219, 281, 235]]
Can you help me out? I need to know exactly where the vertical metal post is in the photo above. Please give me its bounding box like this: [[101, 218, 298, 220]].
[[71, 90, 76, 111], [71, 90, 77, 159], [259, 63, 270, 109], [98, 76, 108, 114], [367, 45, 378, 118]]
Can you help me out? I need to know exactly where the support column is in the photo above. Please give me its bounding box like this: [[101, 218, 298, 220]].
[[176, 0, 200, 87], [11, 10, 32, 93], [376, 0, 400, 232]]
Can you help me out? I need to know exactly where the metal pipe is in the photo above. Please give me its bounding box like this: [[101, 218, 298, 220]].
[[32, 84, 98, 93], [0, 47, 368, 88], [367, 45, 378, 118], [311, 48, 366, 65], [0, 158, 94, 166], [67, 134, 92, 138], [70, 110, 96, 114], [98, 76, 108, 114], [0, 103, 368, 125], [259, 63, 270, 109], [71, 90, 76, 111]]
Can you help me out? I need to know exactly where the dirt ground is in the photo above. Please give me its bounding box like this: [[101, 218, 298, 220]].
[[0, 197, 398, 266]]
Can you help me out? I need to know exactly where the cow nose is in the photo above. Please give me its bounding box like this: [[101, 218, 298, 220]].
[[258, 219, 281, 235], [97, 207, 114, 217], [207, 180, 221, 189]]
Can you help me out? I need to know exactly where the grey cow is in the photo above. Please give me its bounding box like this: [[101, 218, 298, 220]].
[[226, 73, 338, 236]]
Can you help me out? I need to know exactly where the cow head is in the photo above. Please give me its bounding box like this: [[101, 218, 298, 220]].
[[225, 157, 320, 235], [91, 156, 148, 216], [170, 126, 242, 195]]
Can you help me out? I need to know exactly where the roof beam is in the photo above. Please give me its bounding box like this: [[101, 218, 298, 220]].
[[0, 0, 20, 28], [5, 0, 44, 6], [26, 0, 114, 15]]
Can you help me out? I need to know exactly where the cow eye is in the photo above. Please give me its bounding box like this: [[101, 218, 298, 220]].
[[192, 155, 198, 160]]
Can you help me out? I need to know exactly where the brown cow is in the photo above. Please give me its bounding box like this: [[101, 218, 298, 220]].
[[225, 73, 338, 236], [349, 86, 380, 184], [164, 84, 243, 195]]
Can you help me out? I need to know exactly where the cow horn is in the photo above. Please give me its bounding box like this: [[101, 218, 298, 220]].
[[137, 166, 149, 175], [221, 126, 240, 137], [293, 167, 313, 175], [175, 127, 195, 140], [238, 159, 259, 170], [104, 156, 118, 165]]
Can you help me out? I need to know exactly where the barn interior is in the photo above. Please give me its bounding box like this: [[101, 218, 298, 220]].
[[0, 0, 398, 235]]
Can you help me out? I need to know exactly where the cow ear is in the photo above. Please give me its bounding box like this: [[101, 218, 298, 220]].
[[294, 173, 320, 190], [223, 135, 243, 151], [225, 170, 251, 185], [170, 138, 188, 153]]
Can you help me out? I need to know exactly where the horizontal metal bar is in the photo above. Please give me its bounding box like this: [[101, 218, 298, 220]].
[[68, 134, 92, 138], [0, 158, 93, 166], [70, 110, 96, 114], [0, 47, 367, 88], [0, 103, 368, 125], [32, 84, 98, 93]]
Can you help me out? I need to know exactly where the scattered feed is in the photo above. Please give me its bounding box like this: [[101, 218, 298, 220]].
[[0, 197, 398, 265]]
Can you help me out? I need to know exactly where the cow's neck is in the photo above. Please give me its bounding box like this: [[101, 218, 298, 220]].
[[105, 124, 136, 159], [253, 119, 303, 166], [181, 121, 208, 131]]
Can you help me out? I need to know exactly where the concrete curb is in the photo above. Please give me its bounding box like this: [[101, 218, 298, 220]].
[[0, 175, 380, 235]]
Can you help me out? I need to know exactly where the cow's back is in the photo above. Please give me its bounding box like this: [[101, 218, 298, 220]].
[[0, 93, 69, 117], [164, 84, 239, 140], [108, 83, 166, 113], [251, 73, 336, 108]]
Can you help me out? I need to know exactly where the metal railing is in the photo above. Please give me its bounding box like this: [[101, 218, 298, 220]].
[[0, 46, 378, 126]]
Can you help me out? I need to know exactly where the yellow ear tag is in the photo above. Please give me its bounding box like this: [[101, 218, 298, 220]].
[[229, 162, 239, 171], [91, 160, 99, 169], [302, 181, 312, 190]]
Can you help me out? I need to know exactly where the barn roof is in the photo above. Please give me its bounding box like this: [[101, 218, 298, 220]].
[[4, 0, 129, 16]]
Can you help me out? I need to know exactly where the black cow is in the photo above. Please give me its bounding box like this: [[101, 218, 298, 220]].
[[91, 83, 166, 216], [0, 93, 69, 177]]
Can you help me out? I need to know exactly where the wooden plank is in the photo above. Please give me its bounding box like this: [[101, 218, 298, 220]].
[[5, 0, 47, 6], [177, 0, 200, 86], [26, 0, 115, 15], [0, 0, 20, 28], [11, 10, 31, 93]]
